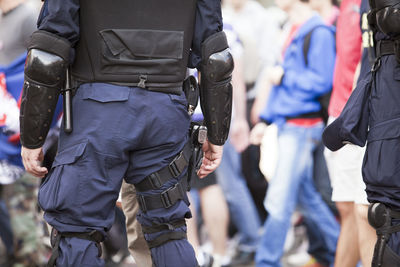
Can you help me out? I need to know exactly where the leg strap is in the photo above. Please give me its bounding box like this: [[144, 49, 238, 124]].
[[141, 219, 187, 249], [47, 228, 104, 267], [135, 141, 192, 192], [138, 178, 188, 212]]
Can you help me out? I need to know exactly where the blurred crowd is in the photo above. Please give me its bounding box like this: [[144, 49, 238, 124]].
[[0, 0, 378, 267]]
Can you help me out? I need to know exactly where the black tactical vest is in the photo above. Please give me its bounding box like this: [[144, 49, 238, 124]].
[[72, 0, 197, 93]]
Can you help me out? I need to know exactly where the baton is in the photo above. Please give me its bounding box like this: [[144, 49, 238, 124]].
[[63, 68, 73, 133]]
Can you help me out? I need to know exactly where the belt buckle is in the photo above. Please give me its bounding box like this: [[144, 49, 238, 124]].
[[148, 172, 162, 189], [161, 184, 178, 209], [168, 152, 183, 178], [138, 194, 148, 213]]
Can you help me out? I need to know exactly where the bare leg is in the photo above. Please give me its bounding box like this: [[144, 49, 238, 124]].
[[187, 193, 201, 255], [199, 184, 229, 258], [355, 203, 376, 267], [334, 201, 360, 267]]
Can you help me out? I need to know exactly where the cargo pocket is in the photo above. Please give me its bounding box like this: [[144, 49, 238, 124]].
[[82, 84, 130, 103], [38, 141, 87, 219], [99, 29, 184, 75], [365, 118, 400, 187], [81, 85, 130, 137]]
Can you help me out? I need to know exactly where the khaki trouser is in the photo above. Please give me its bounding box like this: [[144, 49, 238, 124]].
[[121, 181, 153, 267]]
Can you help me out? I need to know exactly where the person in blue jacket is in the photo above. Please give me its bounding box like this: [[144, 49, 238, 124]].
[[250, 0, 339, 265], [19, 0, 233, 266]]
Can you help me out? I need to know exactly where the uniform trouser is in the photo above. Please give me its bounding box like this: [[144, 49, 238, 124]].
[[38, 83, 197, 267]]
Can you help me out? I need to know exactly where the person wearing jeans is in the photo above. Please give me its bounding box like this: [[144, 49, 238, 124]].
[[258, 123, 339, 266], [216, 139, 261, 254], [250, 0, 339, 266]]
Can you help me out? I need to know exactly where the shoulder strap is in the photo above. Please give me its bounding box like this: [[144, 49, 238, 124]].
[[303, 27, 318, 66], [303, 25, 335, 66]]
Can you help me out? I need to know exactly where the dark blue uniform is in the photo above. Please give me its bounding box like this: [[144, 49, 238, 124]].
[[323, 0, 400, 263], [359, 0, 400, 259], [36, 0, 223, 266]]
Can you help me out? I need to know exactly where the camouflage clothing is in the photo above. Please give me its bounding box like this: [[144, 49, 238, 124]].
[[3, 173, 51, 267]]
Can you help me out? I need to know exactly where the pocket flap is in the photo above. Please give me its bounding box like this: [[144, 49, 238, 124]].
[[82, 84, 130, 103], [100, 29, 183, 59], [53, 142, 87, 167], [368, 117, 400, 142]]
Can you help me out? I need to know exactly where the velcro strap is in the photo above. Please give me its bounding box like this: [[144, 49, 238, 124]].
[[138, 178, 187, 213], [142, 220, 186, 234], [390, 209, 400, 220], [61, 230, 104, 243], [377, 224, 400, 235], [47, 229, 104, 266], [28, 30, 71, 62], [135, 141, 192, 192], [146, 231, 187, 249], [375, 40, 396, 57]]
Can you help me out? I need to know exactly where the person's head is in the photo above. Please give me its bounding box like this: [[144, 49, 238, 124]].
[[275, 0, 308, 13], [309, 0, 338, 10], [227, 0, 249, 11]]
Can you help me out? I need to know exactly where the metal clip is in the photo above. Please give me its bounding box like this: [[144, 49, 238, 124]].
[[138, 75, 147, 88]]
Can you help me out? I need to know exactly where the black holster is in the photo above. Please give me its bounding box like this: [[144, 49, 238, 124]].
[[368, 203, 400, 267]]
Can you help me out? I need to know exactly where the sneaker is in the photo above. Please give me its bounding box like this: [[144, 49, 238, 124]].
[[212, 254, 232, 267], [197, 251, 214, 267], [302, 257, 328, 267], [230, 250, 255, 266]]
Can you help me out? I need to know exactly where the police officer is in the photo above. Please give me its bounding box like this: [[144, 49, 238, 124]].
[[324, 0, 400, 265], [19, 0, 233, 266]]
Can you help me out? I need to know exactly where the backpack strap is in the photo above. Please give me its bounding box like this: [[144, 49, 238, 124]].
[[303, 25, 335, 66]]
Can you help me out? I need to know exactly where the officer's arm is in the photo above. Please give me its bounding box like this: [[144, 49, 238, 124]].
[[199, 32, 234, 146], [20, 0, 78, 177], [191, 0, 233, 146]]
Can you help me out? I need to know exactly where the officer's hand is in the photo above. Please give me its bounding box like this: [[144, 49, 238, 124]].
[[197, 140, 223, 178], [21, 146, 48, 178]]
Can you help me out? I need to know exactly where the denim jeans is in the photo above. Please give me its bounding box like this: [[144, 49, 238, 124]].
[[216, 140, 261, 251], [255, 123, 339, 267]]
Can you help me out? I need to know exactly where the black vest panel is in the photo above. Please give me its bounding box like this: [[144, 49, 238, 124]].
[[72, 0, 197, 93]]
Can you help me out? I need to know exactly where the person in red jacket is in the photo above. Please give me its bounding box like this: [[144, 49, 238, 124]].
[[323, 0, 376, 266]]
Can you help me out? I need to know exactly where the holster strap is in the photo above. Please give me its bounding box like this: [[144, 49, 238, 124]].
[[47, 228, 104, 267], [146, 231, 187, 249], [135, 141, 192, 192], [375, 40, 396, 58], [138, 178, 188, 213], [141, 220, 186, 234]]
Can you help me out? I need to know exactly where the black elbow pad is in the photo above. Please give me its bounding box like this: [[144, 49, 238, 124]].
[[20, 31, 70, 148], [200, 31, 234, 146], [375, 1, 400, 38]]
